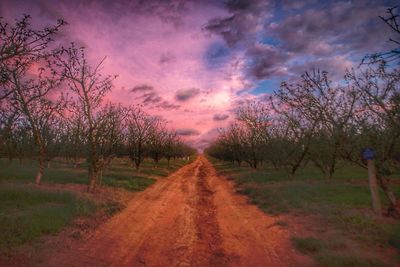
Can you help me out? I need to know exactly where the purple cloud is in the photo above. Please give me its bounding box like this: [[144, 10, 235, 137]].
[[175, 88, 201, 101], [213, 114, 229, 121], [130, 84, 154, 93]]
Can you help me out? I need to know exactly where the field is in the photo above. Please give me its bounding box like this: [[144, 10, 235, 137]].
[[210, 158, 400, 267], [0, 156, 194, 252]]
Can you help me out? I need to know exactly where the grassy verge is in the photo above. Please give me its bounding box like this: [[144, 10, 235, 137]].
[[0, 156, 195, 191], [0, 183, 95, 249], [209, 157, 400, 266]]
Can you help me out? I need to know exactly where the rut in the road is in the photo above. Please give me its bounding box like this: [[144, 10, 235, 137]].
[[192, 163, 227, 266]]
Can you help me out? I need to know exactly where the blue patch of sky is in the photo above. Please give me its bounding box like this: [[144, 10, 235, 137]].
[[259, 36, 281, 47], [236, 78, 281, 96], [250, 79, 281, 95]]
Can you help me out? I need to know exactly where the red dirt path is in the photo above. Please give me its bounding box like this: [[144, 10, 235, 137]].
[[39, 156, 310, 267]]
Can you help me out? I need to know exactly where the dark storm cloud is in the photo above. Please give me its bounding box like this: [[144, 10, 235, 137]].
[[246, 43, 290, 79], [204, 0, 271, 46], [213, 113, 229, 121], [267, 1, 392, 57], [176, 128, 200, 136], [205, 0, 398, 83], [175, 88, 200, 101]]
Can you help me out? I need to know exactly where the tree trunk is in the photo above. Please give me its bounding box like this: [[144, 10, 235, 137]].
[[284, 166, 294, 180], [154, 155, 159, 168], [74, 156, 78, 168], [376, 174, 400, 217], [290, 165, 298, 179], [135, 161, 140, 171], [88, 170, 98, 192], [324, 171, 333, 181], [35, 147, 46, 184], [367, 159, 382, 215], [324, 165, 335, 181]]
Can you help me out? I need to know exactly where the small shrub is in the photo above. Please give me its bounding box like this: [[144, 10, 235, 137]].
[[102, 201, 123, 216]]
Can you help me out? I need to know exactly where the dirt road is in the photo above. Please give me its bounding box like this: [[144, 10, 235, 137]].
[[42, 156, 307, 267]]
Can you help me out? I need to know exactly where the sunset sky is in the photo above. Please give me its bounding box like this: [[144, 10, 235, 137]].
[[1, 0, 397, 149]]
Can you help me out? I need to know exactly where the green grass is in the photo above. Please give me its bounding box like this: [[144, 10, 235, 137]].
[[211, 158, 399, 183], [291, 236, 389, 266], [237, 182, 376, 214], [315, 252, 389, 267], [0, 183, 95, 249]]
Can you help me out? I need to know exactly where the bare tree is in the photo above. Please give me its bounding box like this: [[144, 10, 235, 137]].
[[345, 64, 400, 216], [0, 15, 66, 183], [0, 15, 64, 92], [363, 7, 400, 64], [271, 82, 317, 178], [276, 70, 359, 180], [235, 101, 271, 168], [95, 103, 127, 183], [147, 119, 168, 167], [125, 107, 154, 171], [3, 48, 65, 183], [57, 43, 116, 191], [163, 131, 178, 167], [62, 105, 87, 167]]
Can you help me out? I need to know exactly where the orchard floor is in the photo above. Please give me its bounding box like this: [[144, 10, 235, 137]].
[[210, 158, 400, 267], [30, 155, 309, 267]]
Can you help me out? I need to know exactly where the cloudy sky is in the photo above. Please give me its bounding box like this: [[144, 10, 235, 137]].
[[1, 0, 398, 149]]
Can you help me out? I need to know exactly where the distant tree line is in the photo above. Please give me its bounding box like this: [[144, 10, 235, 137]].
[[205, 8, 400, 216], [0, 15, 196, 191]]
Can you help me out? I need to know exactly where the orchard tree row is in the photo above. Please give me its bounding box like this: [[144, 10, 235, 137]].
[[205, 8, 400, 216], [0, 15, 196, 191]]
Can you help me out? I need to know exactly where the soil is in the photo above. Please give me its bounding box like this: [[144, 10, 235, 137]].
[[6, 156, 312, 267]]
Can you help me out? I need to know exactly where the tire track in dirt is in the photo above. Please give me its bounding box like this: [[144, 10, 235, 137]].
[[190, 162, 228, 266]]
